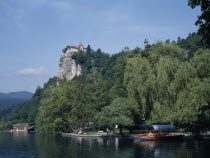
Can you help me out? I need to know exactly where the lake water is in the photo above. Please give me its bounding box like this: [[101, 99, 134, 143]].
[[0, 133, 209, 158]]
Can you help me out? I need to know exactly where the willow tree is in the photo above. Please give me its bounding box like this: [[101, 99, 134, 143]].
[[96, 98, 139, 134], [123, 42, 210, 133], [124, 56, 155, 119]]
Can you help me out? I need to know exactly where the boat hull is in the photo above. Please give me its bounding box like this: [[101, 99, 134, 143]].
[[133, 134, 184, 141]]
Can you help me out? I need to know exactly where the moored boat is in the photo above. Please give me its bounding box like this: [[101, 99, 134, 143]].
[[133, 125, 184, 141]]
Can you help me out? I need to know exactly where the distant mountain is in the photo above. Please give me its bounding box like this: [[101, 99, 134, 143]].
[[0, 91, 33, 110]]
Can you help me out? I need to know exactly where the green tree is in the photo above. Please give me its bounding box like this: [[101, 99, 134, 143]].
[[35, 85, 71, 132], [144, 39, 151, 49], [188, 0, 210, 47], [86, 44, 91, 54], [124, 57, 155, 119], [96, 98, 139, 134], [165, 39, 171, 44], [177, 32, 205, 60], [177, 37, 182, 43], [192, 49, 210, 79]]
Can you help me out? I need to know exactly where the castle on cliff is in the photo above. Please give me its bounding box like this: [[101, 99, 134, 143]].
[[67, 42, 92, 53], [58, 42, 93, 80]]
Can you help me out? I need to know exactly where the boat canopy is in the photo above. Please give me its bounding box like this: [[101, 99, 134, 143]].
[[138, 125, 151, 129], [151, 125, 176, 130]]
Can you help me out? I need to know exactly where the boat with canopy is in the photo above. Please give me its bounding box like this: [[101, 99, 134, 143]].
[[133, 125, 184, 141]]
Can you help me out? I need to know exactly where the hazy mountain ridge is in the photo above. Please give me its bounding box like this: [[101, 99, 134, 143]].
[[0, 91, 33, 110]]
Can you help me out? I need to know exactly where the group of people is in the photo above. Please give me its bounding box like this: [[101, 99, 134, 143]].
[[148, 131, 154, 136]]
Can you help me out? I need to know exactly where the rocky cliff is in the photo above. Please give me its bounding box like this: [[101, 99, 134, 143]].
[[58, 48, 82, 80]]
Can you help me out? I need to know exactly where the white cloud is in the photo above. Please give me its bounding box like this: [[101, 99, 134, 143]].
[[17, 67, 46, 75]]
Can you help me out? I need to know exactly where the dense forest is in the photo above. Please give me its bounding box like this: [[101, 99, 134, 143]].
[[0, 32, 209, 134]]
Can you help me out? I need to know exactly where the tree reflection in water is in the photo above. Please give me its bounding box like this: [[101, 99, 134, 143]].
[[133, 139, 210, 158], [0, 133, 210, 158]]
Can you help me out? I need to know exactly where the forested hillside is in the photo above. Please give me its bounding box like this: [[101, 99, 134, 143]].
[[0, 33, 209, 134], [0, 91, 33, 110]]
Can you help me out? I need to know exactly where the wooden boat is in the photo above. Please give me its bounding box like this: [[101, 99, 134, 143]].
[[133, 133, 184, 141], [133, 125, 184, 141]]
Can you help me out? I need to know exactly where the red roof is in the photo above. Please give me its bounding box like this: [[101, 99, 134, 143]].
[[78, 42, 83, 46], [69, 46, 78, 49], [68, 43, 93, 50]]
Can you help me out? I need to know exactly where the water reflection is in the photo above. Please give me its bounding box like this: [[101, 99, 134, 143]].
[[133, 140, 178, 157], [133, 139, 210, 158], [0, 133, 209, 158]]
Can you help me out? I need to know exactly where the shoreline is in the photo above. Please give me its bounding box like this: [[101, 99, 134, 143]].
[[61, 132, 210, 139], [61, 133, 132, 137], [1, 131, 209, 140]]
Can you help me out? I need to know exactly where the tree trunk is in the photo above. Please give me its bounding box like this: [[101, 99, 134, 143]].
[[120, 127, 123, 135]]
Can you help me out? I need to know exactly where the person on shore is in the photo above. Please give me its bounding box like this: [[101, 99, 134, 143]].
[[106, 128, 109, 135]]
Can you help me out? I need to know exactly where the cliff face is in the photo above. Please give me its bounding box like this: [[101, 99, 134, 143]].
[[58, 49, 82, 80]]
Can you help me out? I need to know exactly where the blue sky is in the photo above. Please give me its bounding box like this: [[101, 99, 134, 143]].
[[0, 0, 200, 93]]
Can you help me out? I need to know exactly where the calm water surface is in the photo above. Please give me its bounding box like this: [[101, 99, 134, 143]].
[[0, 133, 209, 158]]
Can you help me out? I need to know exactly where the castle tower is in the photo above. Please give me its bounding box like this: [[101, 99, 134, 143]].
[[78, 42, 84, 51]]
